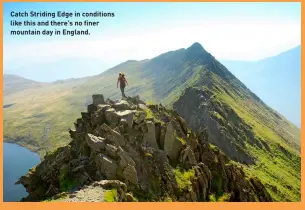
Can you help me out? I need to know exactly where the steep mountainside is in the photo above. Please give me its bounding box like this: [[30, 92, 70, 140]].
[[221, 46, 301, 127], [4, 43, 300, 201], [171, 45, 300, 201], [17, 95, 272, 202]]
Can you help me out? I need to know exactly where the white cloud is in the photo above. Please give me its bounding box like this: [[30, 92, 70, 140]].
[[4, 19, 301, 70]]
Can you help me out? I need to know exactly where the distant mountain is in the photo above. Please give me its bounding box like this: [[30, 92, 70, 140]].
[[3, 74, 46, 96], [3, 42, 300, 201], [4, 58, 113, 82], [221, 46, 301, 127]]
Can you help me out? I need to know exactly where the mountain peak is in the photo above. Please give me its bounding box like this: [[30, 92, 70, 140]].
[[186, 42, 209, 56], [187, 42, 206, 51], [189, 42, 203, 48]]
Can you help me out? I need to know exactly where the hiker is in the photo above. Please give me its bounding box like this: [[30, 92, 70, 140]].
[[117, 72, 129, 98]]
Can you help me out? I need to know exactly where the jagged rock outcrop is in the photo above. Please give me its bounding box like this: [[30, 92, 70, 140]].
[[16, 94, 272, 202], [173, 87, 257, 164]]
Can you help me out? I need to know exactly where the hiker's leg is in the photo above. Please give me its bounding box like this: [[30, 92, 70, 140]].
[[122, 87, 126, 97], [120, 87, 124, 97]]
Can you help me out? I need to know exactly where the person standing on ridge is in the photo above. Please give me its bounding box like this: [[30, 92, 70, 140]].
[[117, 72, 129, 98]]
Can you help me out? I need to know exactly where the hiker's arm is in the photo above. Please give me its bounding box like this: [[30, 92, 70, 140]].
[[125, 79, 129, 86], [117, 79, 119, 88]]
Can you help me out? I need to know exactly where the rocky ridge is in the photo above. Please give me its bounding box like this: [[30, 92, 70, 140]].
[[17, 94, 272, 202]]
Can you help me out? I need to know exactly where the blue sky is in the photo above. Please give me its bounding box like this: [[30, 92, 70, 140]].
[[3, 2, 301, 80]]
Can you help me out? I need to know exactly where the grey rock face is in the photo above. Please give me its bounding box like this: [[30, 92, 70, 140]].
[[92, 94, 105, 106], [85, 133, 106, 152]]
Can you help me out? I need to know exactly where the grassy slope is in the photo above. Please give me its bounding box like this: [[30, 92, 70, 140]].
[[210, 72, 300, 201], [172, 67, 300, 201], [4, 74, 46, 96]]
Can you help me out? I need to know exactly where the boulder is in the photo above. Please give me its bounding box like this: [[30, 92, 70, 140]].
[[114, 100, 132, 111], [117, 110, 134, 128], [114, 127, 121, 134], [75, 118, 84, 133], [176, 116, 188, 135], [164, 121, 185, 162], [81, 112, 91, 124], [91, 112, 104, 127], [118, 125, 125, 134], [159, 125, 166, 150], [93, 125, 104, 137], [172, 119, 187, 139], [135, 111, 146, 124], [105, 98, 115, 105], [97, 104, 111, 112], [68, 129, 76, 139], [85, 133, 106, 152], [169, 140, 185, 163], [87, 104, 97, 114], [72, 165, 86, 173], [45, 184, 60, 197], [138, 104, 148, 110], [92, 94, 105, 106], [193, 163, 211, 201], [93, 180, 127, 192], [101, 124, 125, 147], [126, 95, 145, 105], [180, 146, 197, 168], [95, 154, 118, 179], [105, 144, 118, 159], [122, 165, 138, 185], [84, 123, 93, 134], [143, 121, 159, 149], [119, 156, 128, 169], [118, 147, 136, 167], [104, 108, 119, 126], [125, 193, 136, 202], [119, 119, 128, 133], [155, 122, 161, 148], [138, 121, 148, 133]]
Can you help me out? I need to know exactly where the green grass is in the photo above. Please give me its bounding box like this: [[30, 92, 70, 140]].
[[43, 193, 68, 202], [174, 131, 186, 145], [209, 193, 231, 202], [163, 197, 173, 202], [142, 106, 164, 124], [244, 145, 300, 201], [217, 193, 231, 202], [209, 143, 218, 152], [59, 179, 78, 192], [59, 164, 79, 192], [143, 108, 154, 119], [209, 194, 217, 202], [145, 152, 153, 157], [216, 96, 300, 201], [104, 189, 118, 202], [173, 168, 195, 192]]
